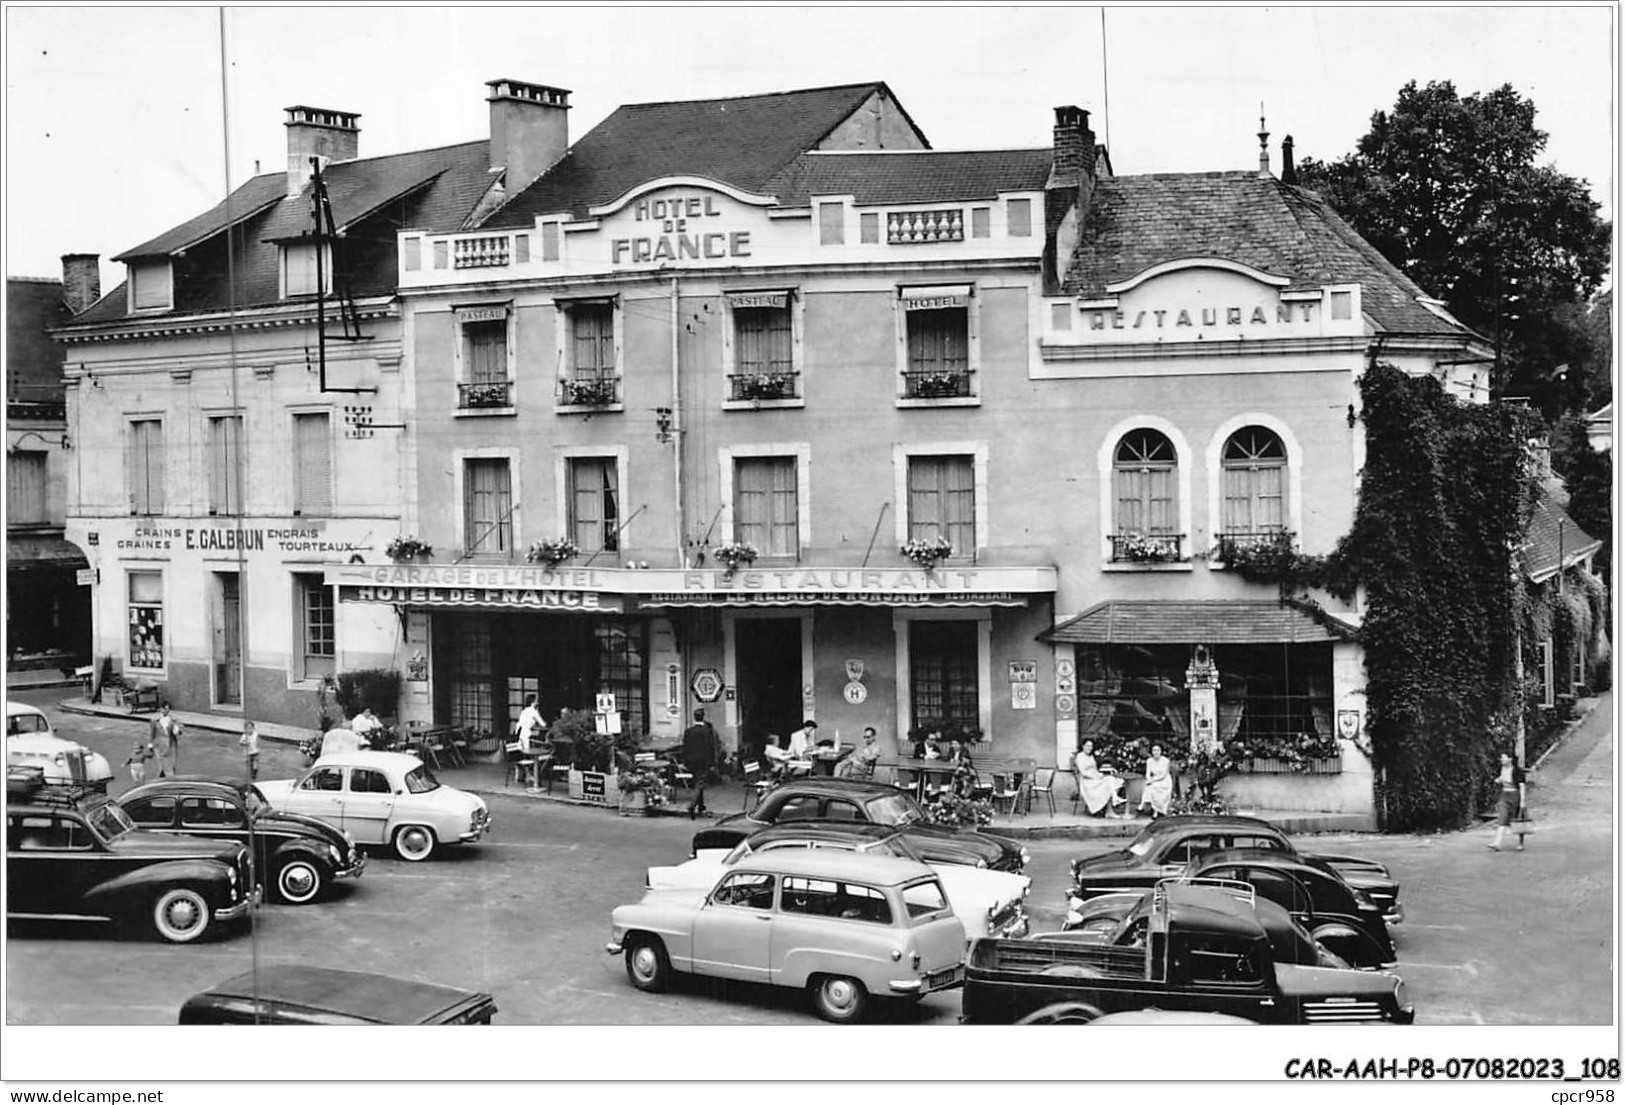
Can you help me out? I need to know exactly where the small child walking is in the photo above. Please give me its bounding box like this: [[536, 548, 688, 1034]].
[[124, 740, 154, 785], [240, 721, 260, 781]]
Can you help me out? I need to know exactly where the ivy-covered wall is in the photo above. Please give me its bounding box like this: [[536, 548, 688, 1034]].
[[1332, 363, 1536, 831]]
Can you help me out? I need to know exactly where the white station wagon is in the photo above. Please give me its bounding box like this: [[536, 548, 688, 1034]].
[[257, 751, 490, 862], [609, 850, 968, 1023]]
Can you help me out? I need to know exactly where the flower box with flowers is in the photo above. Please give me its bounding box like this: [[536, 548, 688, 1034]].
[[900, 536, 953, 569], [734, 372, 796, 401], [526, 538, 579, 567], [1112, 532, 1183, 563], [617, 769, 669, 816], [712, 542, 759, 572], [561, 377, 617, 406], [908, 371, 969, 399], [385, 536, 434, 562]]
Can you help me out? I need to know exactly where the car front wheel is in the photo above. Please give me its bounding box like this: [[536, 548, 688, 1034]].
[[152, 887, 212, 943], [1014, 1001, 1104, 1025], [624, 935, 671, 992], [810, 975, 869, 1024], [394, 825, 436, 862], [275, 858, 325, 904]]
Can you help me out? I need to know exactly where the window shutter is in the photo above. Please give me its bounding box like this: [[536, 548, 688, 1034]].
[[7, 453, 46, 524], [770, 458, 797, 554], [908, 459, 942, 541], [144, 421, 166, 514], [293, 413, 332, 515]]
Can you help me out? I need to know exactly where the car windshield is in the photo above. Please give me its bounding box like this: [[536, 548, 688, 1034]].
[[7, 712, 49, 735], [1126, 828, 1158, 858], [865, 792, 922, 825], [243, 787, 270, 816], [85, 802, 134, 841], [403, 765, 440, 794]]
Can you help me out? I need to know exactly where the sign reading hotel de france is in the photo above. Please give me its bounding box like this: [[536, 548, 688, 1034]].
[[328, 563, 1055, 611]]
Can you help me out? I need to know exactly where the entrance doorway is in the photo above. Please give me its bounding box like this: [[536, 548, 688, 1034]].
[[212, 572, 242, 706], [734, 618, 803, 763]]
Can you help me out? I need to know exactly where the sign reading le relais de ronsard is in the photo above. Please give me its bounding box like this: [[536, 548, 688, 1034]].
[[326, 563, 1058, 611]]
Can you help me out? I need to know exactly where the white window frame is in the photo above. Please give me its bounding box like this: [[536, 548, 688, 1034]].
[[127, 261, 173, 312], [554, 445, 631, 555], [126, 569, 166, 675], [722, 289, 804, 410], [892, 442, 988, 556], [280, 241, 333, 298], [895, 284, 980, 407], [1096, 416, 1194, 570], [555, 296, 625, 411], [892, 608, 993, 745], [454, 447, 521, 558], [290, 408, 334, 517], [453, 304, 516, 415], [1205, 414, 1304, 552], [291, 571, 336, 685], [718, 443, 812, 554]]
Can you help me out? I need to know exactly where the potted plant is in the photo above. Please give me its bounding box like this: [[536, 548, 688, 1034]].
[[617, 765, 669, 816], [738, 371, 794, 400], [464, 382, 510, 408], [911, 371, 965, 398], [900, 536, 953, 569], [527, 537, 579, 566], [712, 542, 759, 573], [1117, 532, 1179, 563], [385, 536, 434, 562]]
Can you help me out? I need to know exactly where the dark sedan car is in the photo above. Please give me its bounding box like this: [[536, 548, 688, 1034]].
[[179, 966, 497, 1024], [1067, 814, 1401, 922], [693, 777, 1028, 871], [118, 777, 365, 904]]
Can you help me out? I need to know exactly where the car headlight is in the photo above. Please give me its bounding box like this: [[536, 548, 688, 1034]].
[[328, 845, 344, 865], [1019, 847, 1031, 867], [228, 865, 238, 888]]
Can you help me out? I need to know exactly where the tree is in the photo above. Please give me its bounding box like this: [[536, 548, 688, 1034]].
[[1297, 81, 1611, 421]]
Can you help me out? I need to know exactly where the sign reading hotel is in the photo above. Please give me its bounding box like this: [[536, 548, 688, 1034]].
[[596, 181, 778, 270], [1066, 264, 1362, 347]]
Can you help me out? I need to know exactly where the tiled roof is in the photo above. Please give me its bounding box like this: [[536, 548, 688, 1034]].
[[765, 149, 1053, 206], [482, 82, 917, 226], [81, 140, 493, 323], [1519, 481, 1602, 583], [1042, 599, 1358, 645], [1063, 171, 1474, 337]]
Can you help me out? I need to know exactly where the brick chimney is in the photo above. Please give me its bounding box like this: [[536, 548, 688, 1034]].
[[285, 106, 360, 196], [1281, 136, 1297, 186], [1045, 105, 1098, 295], [60, 254, 101, 316], [487, 79, 570, 194]]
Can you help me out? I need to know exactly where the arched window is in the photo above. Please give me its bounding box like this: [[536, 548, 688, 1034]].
[[1220, 426, 1287, 540], [1112, 429, 1180, 561]]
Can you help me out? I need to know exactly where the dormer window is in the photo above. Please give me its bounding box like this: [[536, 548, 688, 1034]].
[[281, 241, 332, 298], [128, 262, 172, 311]]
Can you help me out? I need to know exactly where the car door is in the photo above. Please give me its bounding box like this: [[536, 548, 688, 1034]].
[[1213, 863, 1312, 922], [177, 796, 250, 852], [285, 766, 346, 831], [690, 871, 776, 982], [121, 795, 179, 832], [342, 767, 395, 843], [1160, 833, 1218, 874], [8, 813, 78, 914]]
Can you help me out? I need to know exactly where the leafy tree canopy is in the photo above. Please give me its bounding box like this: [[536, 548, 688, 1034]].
[[1297, 80, 1611, 420]]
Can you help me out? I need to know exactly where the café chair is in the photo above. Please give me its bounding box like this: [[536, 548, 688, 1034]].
[[504, 741, 538, 789], [670, 757, 695, 794], [989, 774, 1021, 817], [741, 761, 773, 812], [1029, 767, 1058, 817]]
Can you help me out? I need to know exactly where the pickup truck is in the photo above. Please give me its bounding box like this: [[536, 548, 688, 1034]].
[[961, 883, 1413, 1025]]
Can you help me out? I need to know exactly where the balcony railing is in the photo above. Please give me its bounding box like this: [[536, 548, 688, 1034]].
[[1109, 532, 1185, 563], [1213, 529, 1296, 566], [728, 371, 799, 402], [902, 369, 973, 399], [887, 209, 965, 244], [458, 381, 513, 409], [454, 236, 511, 269], [559, 375, 618, 407]]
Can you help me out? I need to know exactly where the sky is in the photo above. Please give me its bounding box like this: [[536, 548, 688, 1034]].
[[2, 3, 1617, 293]]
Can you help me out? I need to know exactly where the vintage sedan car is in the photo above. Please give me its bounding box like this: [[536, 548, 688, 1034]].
[[179, 966, 497, 1024], [256, 751, 490, 862], [118, 776, 366, 903], [7, 774, 256, 943], [608, 850, 968, 1023], [1055, 881, 1355, 969], [1068, 813, 1402, 923], [7, 701, 114, 792], [695, 777, 1028, 872], [649, 822, 1030, 940]]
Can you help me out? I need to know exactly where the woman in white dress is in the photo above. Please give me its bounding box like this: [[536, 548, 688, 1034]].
[[1139, 744, 1174, 816], [1073, 739, 1126, 816]]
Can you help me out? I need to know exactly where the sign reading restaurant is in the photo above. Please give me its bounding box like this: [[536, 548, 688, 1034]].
[[325, 563, 1057, 610]]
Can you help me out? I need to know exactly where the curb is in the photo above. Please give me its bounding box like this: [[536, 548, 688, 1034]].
[[55, 699, 310, 746]]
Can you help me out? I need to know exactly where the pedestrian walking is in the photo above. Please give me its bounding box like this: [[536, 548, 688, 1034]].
[[682, 708, 723, 819], [515, 694, 545, 753], [150, 704, 182, 777], [240, 720, 260, 781], [124, 739, 155, 785], [1489, 752, 1528, 851]]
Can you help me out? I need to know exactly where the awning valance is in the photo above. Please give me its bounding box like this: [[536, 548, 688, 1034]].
[[638, 593, 1028, 610], [1042, 600, 1357, 645], [6, 534, 88, 573], [900, 284, 972, 310]]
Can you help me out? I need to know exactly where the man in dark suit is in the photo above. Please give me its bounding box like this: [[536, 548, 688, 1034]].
[[682, 709, 723, 818]]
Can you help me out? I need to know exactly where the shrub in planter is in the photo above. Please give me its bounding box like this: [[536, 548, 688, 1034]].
[[333, 668, 403, 720]]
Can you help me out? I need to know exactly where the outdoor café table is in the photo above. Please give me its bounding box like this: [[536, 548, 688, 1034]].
[[809, 745, 853, 777], [877, 758, 962, 802]]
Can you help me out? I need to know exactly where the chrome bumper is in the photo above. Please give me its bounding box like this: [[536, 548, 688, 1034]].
[[217, 886, 261, 922], [890, 965, 964, 995], [459, 813, 493, 844], [335, 852, 367, 880], [605, 940, 624, 956], [1383, 902, 1404, 924]]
